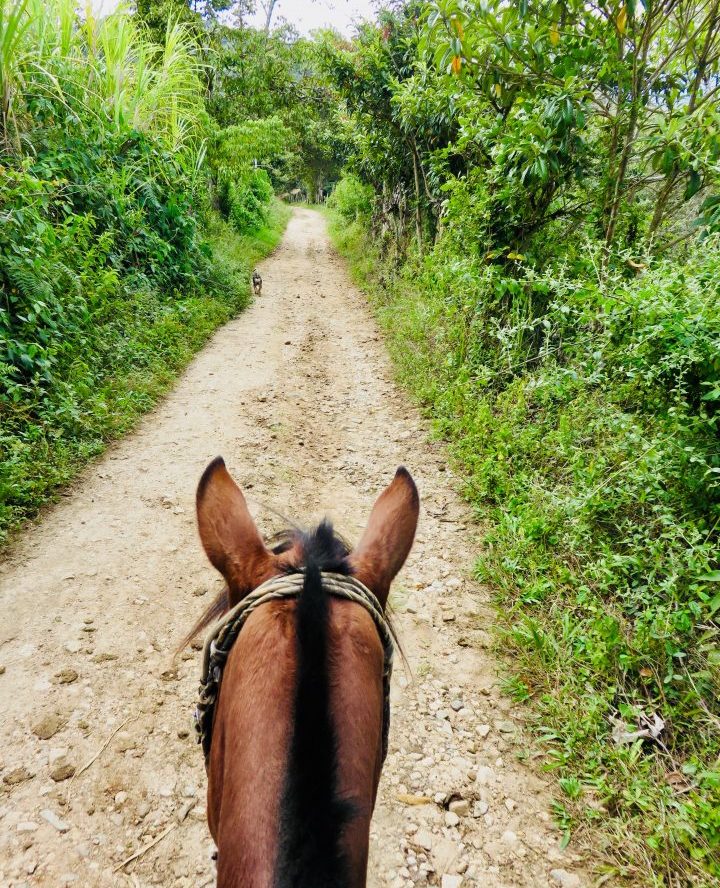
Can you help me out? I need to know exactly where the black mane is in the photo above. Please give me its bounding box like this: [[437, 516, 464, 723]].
[[275, 520, 354, 888]]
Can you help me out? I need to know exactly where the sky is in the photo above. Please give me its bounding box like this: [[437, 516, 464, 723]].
[[91, 1, 379, 36], [248, 1, 377, 36]]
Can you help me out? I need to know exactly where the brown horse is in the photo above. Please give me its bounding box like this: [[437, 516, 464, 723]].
[[189, 456, 419, 888]]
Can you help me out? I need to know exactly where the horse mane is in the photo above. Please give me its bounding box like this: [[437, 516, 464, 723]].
[[275, 520, 354, 887]]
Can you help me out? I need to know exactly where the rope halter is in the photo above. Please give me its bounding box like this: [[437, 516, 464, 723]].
[[194, 571, 394, 768]]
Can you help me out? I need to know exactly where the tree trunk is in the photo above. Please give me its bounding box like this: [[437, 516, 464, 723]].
[[411, 144, 423, 255], [263, 0, 278, 33]]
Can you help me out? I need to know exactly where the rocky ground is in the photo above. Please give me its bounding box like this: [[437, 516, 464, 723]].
[[0, 209, 589, 887]]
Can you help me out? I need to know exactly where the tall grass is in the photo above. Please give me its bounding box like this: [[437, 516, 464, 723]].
[[0, 0, 205, 162]]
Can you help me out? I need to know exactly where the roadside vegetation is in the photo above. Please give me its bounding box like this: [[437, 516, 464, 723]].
[[0, 0, 336, 544], [3, 0, 719, 880], [323, 2, 720, 884]]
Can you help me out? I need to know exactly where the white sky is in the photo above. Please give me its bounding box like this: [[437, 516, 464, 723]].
[[91, 1, 378, 37], [249, 1, 377, 36]]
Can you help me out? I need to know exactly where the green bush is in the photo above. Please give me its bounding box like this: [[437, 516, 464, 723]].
[[327, 174, 374, 222]]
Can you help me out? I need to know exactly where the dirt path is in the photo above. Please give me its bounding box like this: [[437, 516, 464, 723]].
[[0, 209, 587, 888]]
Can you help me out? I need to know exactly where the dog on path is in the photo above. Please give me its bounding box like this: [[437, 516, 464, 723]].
[[252, 271, 262, 296]]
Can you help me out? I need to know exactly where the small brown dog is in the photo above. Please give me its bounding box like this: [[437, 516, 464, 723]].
[[252, 271, 262, 296]]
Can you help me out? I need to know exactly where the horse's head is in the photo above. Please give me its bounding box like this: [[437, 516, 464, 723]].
[[195, 455, 419, 609], [188, 457, 420, 888]]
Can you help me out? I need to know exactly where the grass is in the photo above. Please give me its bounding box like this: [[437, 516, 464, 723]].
[[327, 212, 720, 887], [0, 200, 290, 547]]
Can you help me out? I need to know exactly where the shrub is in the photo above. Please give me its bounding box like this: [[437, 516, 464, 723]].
[[327, 174, 374, 222]]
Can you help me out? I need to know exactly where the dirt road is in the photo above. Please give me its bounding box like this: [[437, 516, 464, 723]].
[[0, 209, 587, 888]]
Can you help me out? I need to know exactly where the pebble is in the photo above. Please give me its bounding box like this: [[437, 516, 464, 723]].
[[477, 724, 491, 738], [63, 641, 82, 654], [475, 765, 495, 786], [114, 731, 135, 752], [16, 822, 39, 833], [504, 798, 517, 812], [32, 713, 65, 740], [54, 668, 79, 684], [3, 766, 34, 785], [413, 829, 433, 851], [501, 830, 518, 845], [49, 747, 69, 765], [441, 876, 463, 888], [448, 799, 470, 816], [472, 801, 489, 817], [41, 809, 70, 832], [444, 811, 460, 828], [177, 800, 195, 823], [114, 791, 128, 806], [450, 699, 463, 712], [136, 801, 151, 819], [550, 869, 582, 888], [50, 758, 76, 781], [496, 720, 515, 734]]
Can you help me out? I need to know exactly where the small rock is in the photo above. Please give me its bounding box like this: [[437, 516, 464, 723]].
[[177, 728, 190, 739], [477, 724, 491, 738], [41, 809, 70, 832], [550, 869, 582, 888], [504, 798, 516, 812], [475, 766, 495, 786], [441, 876, 463, 888], [63, 641, 82, 654], [114, 791, 128, 806], [16, 821, 39, 832], [32, 713, 65, 740], [92, 652, 118, 663], [413, 829, 433, 851], [49, 747, 69, 765], [496, 720, 515, 734], [472, 801, 489, 817], [136, 800, 151, 819], [3, 766, 34, 785], [449, 799, 470, 816], [444, 811, 460, 828], [501, 830, 518, 845], [176, 800, 195, 823], [50, 759, 76, 782], [450, 699, 463, 712], [441, 611, 456, 622], [0, 664, 5, 675], [54, 668, 78, 685], [114, 732, 135, 753]]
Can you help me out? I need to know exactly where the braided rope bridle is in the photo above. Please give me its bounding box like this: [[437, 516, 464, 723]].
[[194, 571, 394, 768]]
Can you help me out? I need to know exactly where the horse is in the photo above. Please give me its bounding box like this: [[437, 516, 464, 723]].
[[187, 456, 419, 887]]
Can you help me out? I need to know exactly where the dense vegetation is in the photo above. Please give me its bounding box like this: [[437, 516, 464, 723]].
[[323, 2, 720, 884], [0, 0, 338, 543], [3, 0, 720, 881]]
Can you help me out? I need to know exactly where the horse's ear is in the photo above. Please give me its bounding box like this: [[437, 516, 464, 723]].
[[196, 457, 274, 603], [349, 467, 419, 607]]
